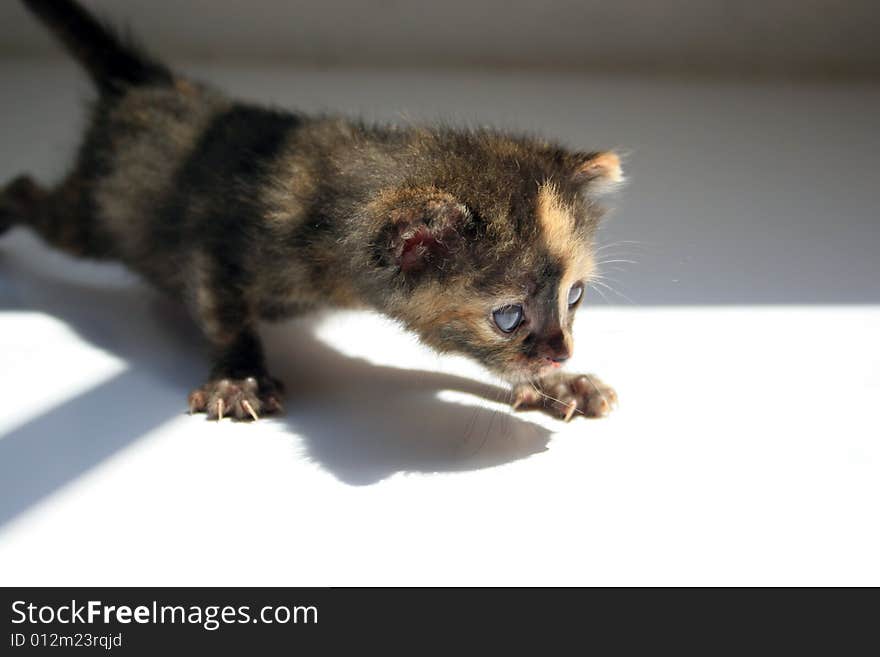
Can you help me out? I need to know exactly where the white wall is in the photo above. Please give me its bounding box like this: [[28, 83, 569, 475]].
[[2, 0, 879, 76]]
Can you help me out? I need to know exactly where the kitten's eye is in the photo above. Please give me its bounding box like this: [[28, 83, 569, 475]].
[[493, 305, 524, 333], [568, 282, 584, 306]]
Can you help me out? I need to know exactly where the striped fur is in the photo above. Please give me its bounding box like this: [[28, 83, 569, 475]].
[[3, 0, 624, 420]]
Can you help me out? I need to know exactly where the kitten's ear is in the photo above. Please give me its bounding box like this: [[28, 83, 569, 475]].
[[386, 190, 471, 275], [570, 151, 624, 194]]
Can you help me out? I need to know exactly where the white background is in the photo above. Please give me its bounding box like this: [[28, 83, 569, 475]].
[[0, 2, 879, 586]]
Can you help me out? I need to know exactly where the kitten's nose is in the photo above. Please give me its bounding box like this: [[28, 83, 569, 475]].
[[542, 331, 570, 363]]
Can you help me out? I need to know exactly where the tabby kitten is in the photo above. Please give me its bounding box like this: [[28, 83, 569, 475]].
[[2, 0, 621, 423]]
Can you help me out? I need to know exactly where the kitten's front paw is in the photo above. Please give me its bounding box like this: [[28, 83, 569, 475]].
[[512, 373, 618, 422], [188, 376, 284, 421]]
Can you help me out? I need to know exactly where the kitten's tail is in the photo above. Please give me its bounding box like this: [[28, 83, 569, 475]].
[[21, 0, 172, 96]]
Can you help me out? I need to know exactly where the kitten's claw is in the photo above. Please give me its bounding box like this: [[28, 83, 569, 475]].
[[511, 385, 541, 411], [511, 373, 617, 421], [241, 399, 259, 421], [188, 389, 206, 415], [188, 376, 284, 422]]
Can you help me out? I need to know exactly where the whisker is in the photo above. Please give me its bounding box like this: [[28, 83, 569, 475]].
[[584, 374, 611, 409], [492, 376, 515, 439], [529, 381, 585, 417], [594, 272, 629, 287], [592, 241, 648, 257], [460, 392, 482, 448], [593, 240, 645, 252], [484, 387, 502, 444], [596, 259, 638, 266], [592, 279, 636, 304], [465, 376, 517, 458], [588, 282, 613, 305], [461, 388, 493, 458]]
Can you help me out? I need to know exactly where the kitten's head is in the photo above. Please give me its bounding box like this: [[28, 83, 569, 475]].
[[370, 133, 623, 383]]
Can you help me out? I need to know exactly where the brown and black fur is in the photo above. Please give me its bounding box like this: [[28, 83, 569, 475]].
[[3, 0, 623, 422]]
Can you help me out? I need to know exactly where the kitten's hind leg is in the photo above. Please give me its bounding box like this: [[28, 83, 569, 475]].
[[1, 173, 113, 258]]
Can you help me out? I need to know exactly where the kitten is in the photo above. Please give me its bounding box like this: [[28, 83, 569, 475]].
[[2, 0, 621, 423]]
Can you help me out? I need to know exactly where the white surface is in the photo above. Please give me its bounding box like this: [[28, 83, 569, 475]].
[[1, 232, 878, 586], [1, 61, 879, 585]]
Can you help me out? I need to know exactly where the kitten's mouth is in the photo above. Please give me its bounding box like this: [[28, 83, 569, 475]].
[[504, 360, 563, 384]]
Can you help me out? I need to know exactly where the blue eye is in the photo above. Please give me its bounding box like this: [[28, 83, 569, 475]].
[[493, 305, 524, 333], [568, 282, 584, 306]]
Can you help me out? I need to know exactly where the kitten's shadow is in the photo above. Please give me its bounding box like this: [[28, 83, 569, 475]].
[[0, 233, 550, 521], [264, 324, 551, 485]]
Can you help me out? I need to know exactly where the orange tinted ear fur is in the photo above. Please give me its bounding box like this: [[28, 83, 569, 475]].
[[572, 151, 624, 192]]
